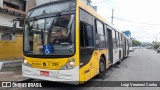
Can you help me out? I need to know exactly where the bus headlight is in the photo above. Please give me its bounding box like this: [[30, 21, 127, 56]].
[[23, 60, 32, 67], [24, 60, 28, 65], [61, 58, 76, 70]]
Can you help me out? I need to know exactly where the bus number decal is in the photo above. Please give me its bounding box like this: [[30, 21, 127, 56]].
[[94, 52, 98, 56], [52, 63, 59, 66]]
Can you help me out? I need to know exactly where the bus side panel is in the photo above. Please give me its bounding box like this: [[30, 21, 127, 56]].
[[79, 8, 98, 82], [79, 50, 108, 83], [79, 8, 109, 83], [79, 48, 96, 82]]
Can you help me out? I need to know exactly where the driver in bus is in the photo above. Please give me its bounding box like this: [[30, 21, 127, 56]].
[[51, 30, 67, 44]]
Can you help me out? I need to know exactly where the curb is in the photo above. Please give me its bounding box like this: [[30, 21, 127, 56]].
[[0, 62, 3, 71], [0, 60, 22, 71]]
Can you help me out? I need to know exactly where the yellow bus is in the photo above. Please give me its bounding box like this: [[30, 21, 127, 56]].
[[13, 0, 129, 84]]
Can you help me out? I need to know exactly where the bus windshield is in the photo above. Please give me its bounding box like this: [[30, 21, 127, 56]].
[[24, 14, 75, 56]]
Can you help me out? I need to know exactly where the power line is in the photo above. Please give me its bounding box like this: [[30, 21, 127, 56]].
[[92, 1, 160, 26], [114, 17, 160, 26]]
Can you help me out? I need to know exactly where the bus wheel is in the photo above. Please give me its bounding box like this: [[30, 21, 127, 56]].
[[98, 57, 106, 79]]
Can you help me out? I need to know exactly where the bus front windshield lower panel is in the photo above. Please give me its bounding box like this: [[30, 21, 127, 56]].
[[24, 14, 75, 56]]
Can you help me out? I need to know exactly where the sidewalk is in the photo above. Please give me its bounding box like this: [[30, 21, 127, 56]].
[[0, 60, 22, 71], [0, 60, 29, 81]]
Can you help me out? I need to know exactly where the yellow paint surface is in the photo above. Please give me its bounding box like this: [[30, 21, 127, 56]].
[[0, 35, 23, 60]]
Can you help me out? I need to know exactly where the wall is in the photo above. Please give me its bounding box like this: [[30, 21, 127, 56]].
[[3, 0, 25, 11], [0, 13, 23, 61], [0, 13, 16, 27], [25, 0, 60, 11], [0, 35, 23, 60], [0, 0, 3, 7], [25, 0, 36, 11], [36, 0, 58, 6], [36, 0, 50, 6]]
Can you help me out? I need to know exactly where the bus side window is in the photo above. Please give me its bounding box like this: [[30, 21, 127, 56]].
[[112, 30, 116, 49], [80, 21, 94, 47], [115, 31, 119, 47], [96, 20, 105, 48]]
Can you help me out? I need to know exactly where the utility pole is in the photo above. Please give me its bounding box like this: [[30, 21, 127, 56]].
[[111, 9, 114, 25]]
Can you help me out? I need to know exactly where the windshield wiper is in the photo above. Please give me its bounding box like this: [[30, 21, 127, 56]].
[[47, 12, 60, 43], [47, 5, 76, 44]]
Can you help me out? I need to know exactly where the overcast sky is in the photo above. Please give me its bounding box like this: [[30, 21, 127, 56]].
[[91, 0, 160, 42]]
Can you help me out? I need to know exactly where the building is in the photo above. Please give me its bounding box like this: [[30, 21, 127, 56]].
[[25, 0, 36, 11], [0, 0, 96, 60], [26, 0, 97, 10], [35, 0, 92, 6], [0, 0, 27, 60]]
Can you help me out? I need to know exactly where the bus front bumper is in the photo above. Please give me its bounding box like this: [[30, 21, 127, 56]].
[[22, 65, 79, 85]]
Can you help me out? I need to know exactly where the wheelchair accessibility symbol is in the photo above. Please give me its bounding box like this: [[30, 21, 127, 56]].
[[45, 46, 50, 54], [44, 44, 53, 55]]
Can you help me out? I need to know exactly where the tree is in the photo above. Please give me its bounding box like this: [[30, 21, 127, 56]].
[[132, 40, 141, 46], [154, 44, 160, 49]]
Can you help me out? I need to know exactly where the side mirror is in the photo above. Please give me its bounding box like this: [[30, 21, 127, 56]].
[[12, 22, 17, 35]]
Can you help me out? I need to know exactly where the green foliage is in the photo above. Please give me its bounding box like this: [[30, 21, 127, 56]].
[[154, 44, 160, 49], [132, 40, 141, 46]]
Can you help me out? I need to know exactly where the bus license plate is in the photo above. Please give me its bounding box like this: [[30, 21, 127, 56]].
[[40, 71, 49, 76]]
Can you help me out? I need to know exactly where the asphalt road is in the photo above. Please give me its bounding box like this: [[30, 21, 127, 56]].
[[6, 48, 160, 90]]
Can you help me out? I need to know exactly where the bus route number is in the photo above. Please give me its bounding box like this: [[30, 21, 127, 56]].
[[52, 63, 59, 66]]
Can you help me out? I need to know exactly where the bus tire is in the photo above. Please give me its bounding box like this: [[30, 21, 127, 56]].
[[98, 57, 106, 79]]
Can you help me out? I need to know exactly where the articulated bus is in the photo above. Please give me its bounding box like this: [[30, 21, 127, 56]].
[[18, 0, 129, 84]]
